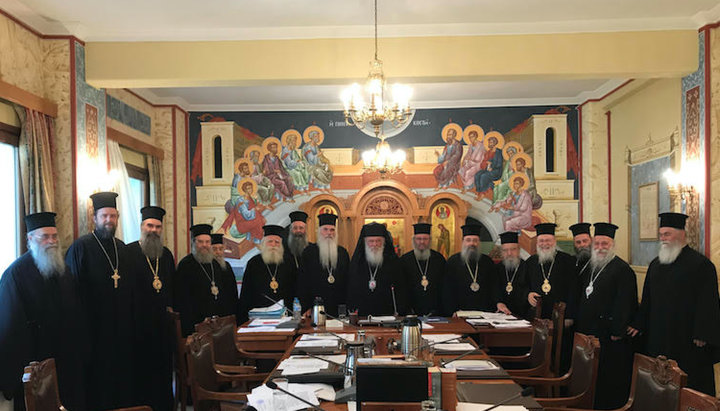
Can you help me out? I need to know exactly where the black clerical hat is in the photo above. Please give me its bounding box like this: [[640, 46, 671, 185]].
[[141, 206, 165, 222], [413, 223, 431, 235], [25, 212, 56, 232], [466, 216, 482, 226], [535, 223, 557, 236], [499, 231, 518, 244], [318, 213, 338, 227], [289, 211, 308, 223], [659, 212, 688, 229], [593, 222, 618, 238], [363, 222, 387, 237], [461, 224, 482, 237], [190, 224, 212, 238], [211, 233, 224, 245], [90, 191, 118, 211], [569, 222, 591, 237], [263, 224, 285, 238]]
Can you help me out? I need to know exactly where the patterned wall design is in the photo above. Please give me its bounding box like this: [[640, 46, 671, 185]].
[[106, 94, 152, 136], [630, 156, 671, 266], [680, 31, 706, 254]]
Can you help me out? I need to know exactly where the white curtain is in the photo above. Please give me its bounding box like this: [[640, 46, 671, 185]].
[[107, 140, 140, 242]]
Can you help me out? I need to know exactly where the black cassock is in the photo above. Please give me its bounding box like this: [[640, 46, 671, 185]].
[[126, 242, 175, 411], [174, 255, 238, 336], [346, 255, 407, 317], [633, 246, 720, 395], [297, 243, 350, 316], [441, 253, 496, 316], [492, 260, 531, 319], [399, 250, 446, 316], [0, 253, 88, 411], [65, 231, 134, 410], [575, 256, 637, 409], [238, 254, 296, 324], [526, 251, 577, 319]]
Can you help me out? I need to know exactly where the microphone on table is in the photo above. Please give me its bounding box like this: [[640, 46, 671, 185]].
[[483, 386, 534, 411], [319, 310, 358, 329], [405, 334, 474, 355], [265, 381, 326, 411], [297, 350, 354, 372], [391, 285, 398, 316], [261, 293, 292, 316], [438, 344, 487, 367]]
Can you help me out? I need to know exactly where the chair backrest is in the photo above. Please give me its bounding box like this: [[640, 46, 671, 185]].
[[186, 331, 221, 411], [565, 332, 600, 408], [627, 354, 687, 411], [680, 387, 720, 411], [195, 315, 239, 366], [168, 308, 189, 378], [550, 302, 566, 375], [22, 359, 62, 411], [526, 319, 553, 371], [534, 296, 543, 319]]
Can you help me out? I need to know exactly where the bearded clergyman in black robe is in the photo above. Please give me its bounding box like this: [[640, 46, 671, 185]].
[[239, 225, 296, 324], [441, 223, 496, 316], [65, 192, 135, 410], [212, 233, 236, 289], [298, 213, 350, 316], [570, 222, 592, 275], [629, 212, 720, 396], [400, 223, 446, 316], [126, 206, 175, 411], [493, 231, 530, 319], [0, 212, 87, 411], [174, 224, 238, 336], [285, 211, 310, 273], [346, 222, 408, 316], [575, 223, 637, 409], [526, 223, 577, 319]]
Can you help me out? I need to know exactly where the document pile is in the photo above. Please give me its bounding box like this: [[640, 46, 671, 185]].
[[442, 360, 499, 371], [248, 300, 286, 319], [294, 333, 353, 351], [247, 382, 321, 411], [463, 312, 531, 328], [237, 316, 295, 333]]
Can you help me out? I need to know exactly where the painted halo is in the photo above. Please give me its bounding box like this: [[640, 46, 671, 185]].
[[509, 172, 530, 191], [511, 152, 533, 171], [503, 141, 524, 160], [441, 123, 463, 143], [483, 131, 505, 150], [244, 144, 264, 159], [303, 125, 325, 145], [463, 124, 485, 145], [234, 158, 254, 175], [281, 129, 303, 148], [261, 136, 282, 154], [237, 177, 259, 197]]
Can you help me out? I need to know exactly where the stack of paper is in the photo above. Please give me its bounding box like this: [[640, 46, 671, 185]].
[[490, 319, 531, 328], [299, 333, 354, 342], [247, 383, 320, 411], [433, 342, 476, 352], [457, 404, 528, 411], [248, 300, 286, 319], [442, 360, 499, 371], [278, 356, 329, 376], [423, 334, 463, 344]]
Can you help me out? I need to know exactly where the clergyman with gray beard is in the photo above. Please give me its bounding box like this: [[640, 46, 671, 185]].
[[399, 223, 446, 316], [629, 212, 720, 396], [65, 191, 135, 410], [441, 222, 496, 316], [0, 212, 87, 411], [493, 231, 531, 319], [297, 213, 350, 316], [174, 224, 238, 336], [238, 225, 297, 324], [525, 222, 576, 320], [125, 206, 176, 411], [574, 222, 637, 409]]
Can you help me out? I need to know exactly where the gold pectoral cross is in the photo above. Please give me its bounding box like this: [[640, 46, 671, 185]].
[[111, 269, 121, 288]]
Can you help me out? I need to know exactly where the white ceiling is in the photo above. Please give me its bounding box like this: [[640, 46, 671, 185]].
[[3, 0, 719, 110]]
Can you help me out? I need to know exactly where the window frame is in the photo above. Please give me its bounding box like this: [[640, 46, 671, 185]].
[[125, 162, 150, 208]]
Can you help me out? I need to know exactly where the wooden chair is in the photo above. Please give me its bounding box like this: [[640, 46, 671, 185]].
[[680, 387, 720, 411], [489, 318, 554, 377], [168, 307, 190, 411], [185, 331, 267, 411], [194, 314, 283, 370], [22, 358, 151, 411], [512, 332, 601, 409], [550, 302, 566, 376], [544, 353, 687, 411]]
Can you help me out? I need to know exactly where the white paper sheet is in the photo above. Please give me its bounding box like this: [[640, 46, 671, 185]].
[[433, 342, 477, 351], [456, 403, 527, 411], [442, 360, 499, 370], [423, 334, 463, 343]]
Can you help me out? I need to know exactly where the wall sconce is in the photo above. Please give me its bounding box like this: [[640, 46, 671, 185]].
[[78, 154, 120, 198], [663, 160, 704, 199]]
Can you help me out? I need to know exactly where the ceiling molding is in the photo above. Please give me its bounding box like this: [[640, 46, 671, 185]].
[[127, 88, 190, 111], [693, 2, 720, 28]]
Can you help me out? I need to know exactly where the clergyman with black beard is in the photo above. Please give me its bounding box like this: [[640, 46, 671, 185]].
[[441, 222, 495, 316], [174, 224, 238, 336], [125, 206, 176, 411], [629, 212, 720, 396], [285, 211, 310, 270], [493, 231, 530, 318], [400, 223, 446, 316], [570, 222, 592, 272], [574, 223, 637, 409], [66, 192, 135, 410], [239, 225, 296, 323], [297, 213, 350, 316], [1, 212, 87, 411]]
